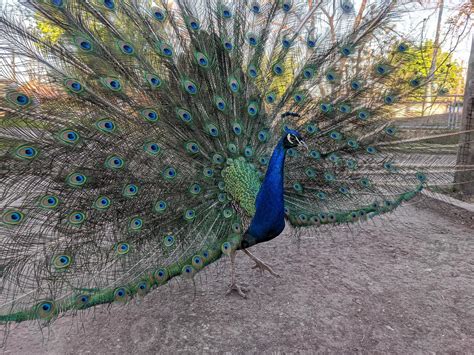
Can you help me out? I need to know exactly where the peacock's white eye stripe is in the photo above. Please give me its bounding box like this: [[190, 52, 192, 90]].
[[287, 133, 294, 144], [294, 136, 302, 145]]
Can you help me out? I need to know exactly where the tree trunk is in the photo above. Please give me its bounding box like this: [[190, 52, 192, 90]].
[[422, 0, 444, 116], [454, 35, 474, 196], [353, 0, 368, 30]]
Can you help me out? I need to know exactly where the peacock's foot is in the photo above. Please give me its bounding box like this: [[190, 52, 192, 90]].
[[226, 282, 248, 298], [251, 260, 281, 278], [243, 248, 281, 278]]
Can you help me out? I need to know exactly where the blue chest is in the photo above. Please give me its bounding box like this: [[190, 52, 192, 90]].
[[247, 140, 287, 243]]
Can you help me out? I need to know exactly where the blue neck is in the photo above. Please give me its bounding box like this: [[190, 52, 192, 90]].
[[246, 138, 287, 245]]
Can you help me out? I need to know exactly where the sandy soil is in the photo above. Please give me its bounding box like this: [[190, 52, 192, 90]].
[[2, 198, 474, 354]]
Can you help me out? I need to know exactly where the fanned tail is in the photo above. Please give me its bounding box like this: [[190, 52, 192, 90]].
[[0, 0, 468, 325]]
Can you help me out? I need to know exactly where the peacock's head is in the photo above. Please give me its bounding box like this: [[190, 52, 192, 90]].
[[282, 129, 307, 150], [281, 112, 308, 150]]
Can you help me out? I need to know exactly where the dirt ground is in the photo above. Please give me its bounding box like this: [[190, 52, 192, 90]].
[[2, 197, 474, 354]]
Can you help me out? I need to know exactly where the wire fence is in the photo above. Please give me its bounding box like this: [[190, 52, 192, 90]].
[[396, 95, 463, 130]]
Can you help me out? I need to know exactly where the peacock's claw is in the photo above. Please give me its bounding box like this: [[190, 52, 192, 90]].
[[226, 283, 248, 298], [251, 260, 281, 278]]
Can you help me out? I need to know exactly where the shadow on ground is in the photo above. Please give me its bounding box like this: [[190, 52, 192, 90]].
[[3, 198, 474, 354]]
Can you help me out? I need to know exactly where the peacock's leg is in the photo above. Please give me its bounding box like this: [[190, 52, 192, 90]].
[[243, 249, 281, 278], [226, 250, 248, 298]]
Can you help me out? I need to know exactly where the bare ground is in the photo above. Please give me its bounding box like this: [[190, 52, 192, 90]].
[[2, 198, 474, 354]]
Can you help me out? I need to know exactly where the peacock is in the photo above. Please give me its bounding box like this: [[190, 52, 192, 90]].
[[0, 0, 465, 324]]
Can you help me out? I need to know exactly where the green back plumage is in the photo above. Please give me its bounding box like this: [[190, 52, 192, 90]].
[[222, 158, 261, 216], [0, 0, 464, 324]]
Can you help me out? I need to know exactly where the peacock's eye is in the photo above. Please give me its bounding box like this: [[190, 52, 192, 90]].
[[287, 134, 294, 144]]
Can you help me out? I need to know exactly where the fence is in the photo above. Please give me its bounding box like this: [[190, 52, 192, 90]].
[[396, 95, 463, 130]]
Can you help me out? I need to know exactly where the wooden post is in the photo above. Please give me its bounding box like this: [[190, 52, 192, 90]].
[[454, 35, 474, 196]]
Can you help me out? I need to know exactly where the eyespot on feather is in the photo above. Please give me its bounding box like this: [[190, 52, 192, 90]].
[[64, 78, 84, 93], [140, 108, 159, 123], [52, 254, 72, 269], [151, 7, 167, 22], [95, 119, 117, 133], [13, 144, 38, 160], [94, 196, 111, 210], [2, 210, 25, 225], [39, 195, 59, 209], [123, 184, 139, 197], [5, 91, 31, 107], [56, 129, 80, 145], [66, 172, 87, 187]]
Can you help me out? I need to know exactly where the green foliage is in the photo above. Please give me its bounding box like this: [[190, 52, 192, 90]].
[[254, 55, 297, 101], [36, 16, 63, 43], [267, 57, 297, 97], [393, 40, 464, 97]]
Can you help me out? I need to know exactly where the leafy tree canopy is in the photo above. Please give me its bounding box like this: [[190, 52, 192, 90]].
[[393, 40, 464, 97]]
